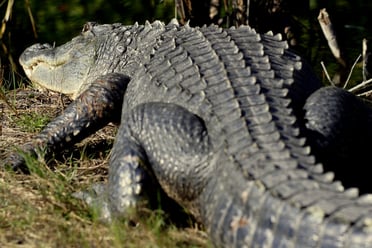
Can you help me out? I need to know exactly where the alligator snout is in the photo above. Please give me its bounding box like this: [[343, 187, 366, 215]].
[[19, 43, 56, 68]]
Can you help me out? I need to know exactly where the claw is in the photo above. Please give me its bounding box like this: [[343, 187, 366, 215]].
[[72, 183, 113, 222], [3, 143, 42, 173], [4, 151, 30, 173]]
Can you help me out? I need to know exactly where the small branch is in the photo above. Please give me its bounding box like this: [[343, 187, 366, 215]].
[[318, 8, 347, 68], [246, 0, 250, 25], [356, 88, 372, 97], [320, 61, 334, 86], [363, 38, 368, 81], [362, 38, 372, 81], [209, 0, 219, 20], [175, 0, 186, 24], [349, 78, 372, 93], [25, 0, 37, 39], [0, 0, 14, 39], [343, 54, 361, 89]]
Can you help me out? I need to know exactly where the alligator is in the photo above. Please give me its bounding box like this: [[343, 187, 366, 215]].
[[6, 20, 372, 247]]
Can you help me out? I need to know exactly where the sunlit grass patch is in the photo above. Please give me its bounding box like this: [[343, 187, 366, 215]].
[[12, 111, 51, 133]]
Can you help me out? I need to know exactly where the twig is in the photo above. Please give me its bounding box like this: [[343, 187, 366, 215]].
[[349, 78, 372, 93], [0, 0, 17, 71], [209, 0, 219, 20], [175, 0, 186, 23], [343, 54, 361, 89], [25, 0, 37, 39], [246, 0, 250, 25], [320, 61, 334, 86], [363, 38, 368, 81], [318, 8, 347, 68], [0, 0, 14, 39], [356, 88, 372, 97]]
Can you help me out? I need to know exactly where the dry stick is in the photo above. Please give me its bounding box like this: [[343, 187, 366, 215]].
[[349, 78, 372, 93], [318, 8, 347, 68], [320, 61, 334, 86], [0, 0, 16, 71], [25, 0, 37, 39], [0, 0, 14, 39], [363, 38, 367, 81], [246, 0, 250, 25], [343, 54, 361, 89], [209, 0, 220, 20], [348, 40, 372, 93], [175, 0, 186, 23], [348, 40, 372, 94], [356, 89, 372, 97]]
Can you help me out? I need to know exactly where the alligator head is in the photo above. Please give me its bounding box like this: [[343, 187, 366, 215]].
[[19, 23, 105, 99], [19, 21, 164, 99]]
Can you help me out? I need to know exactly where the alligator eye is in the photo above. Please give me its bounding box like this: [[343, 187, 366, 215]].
[[82, 22, 97, 33]]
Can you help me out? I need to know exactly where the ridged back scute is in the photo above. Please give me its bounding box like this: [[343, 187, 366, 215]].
[[141, 23, 325, 183]]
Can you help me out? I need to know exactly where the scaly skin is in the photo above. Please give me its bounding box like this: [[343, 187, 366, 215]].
[[7, 21, 372, 247], [6, 73, 129, 171]]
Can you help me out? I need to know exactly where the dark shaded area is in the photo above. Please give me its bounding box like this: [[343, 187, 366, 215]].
[[304, 87, 372, 194]]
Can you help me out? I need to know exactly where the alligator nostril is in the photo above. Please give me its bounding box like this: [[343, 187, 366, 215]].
[[27, 43, 53, 51]]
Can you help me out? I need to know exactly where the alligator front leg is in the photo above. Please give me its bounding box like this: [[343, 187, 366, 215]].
[[5, 73, 130, 171], [81, 102, 212, 221]]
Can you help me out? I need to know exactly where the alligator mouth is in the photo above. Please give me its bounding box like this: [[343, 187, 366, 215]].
[[22, 61, 62, 80], [19, 43, 68, 77]]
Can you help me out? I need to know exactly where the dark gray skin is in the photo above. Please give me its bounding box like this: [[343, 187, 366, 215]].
[[7, 20, 372, 247]]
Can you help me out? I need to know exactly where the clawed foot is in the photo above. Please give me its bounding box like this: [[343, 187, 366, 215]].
[[3, 143, 45, 173], [72, 183, 114, 222]]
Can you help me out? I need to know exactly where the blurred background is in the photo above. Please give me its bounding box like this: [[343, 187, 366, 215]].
[[0, 0, 371, 88]]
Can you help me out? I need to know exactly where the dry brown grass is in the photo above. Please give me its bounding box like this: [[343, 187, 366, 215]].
[[0, 86, 210, 247]]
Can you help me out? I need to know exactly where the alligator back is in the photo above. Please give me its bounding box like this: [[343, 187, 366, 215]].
[[121, 23, 372, 247]]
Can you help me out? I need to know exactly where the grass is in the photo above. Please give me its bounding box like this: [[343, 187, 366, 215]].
[[0, 85, 210, 247]]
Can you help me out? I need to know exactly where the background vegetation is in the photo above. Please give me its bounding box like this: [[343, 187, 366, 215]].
[[0, 0, 175, 86], [0, 0, 371, 87]]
